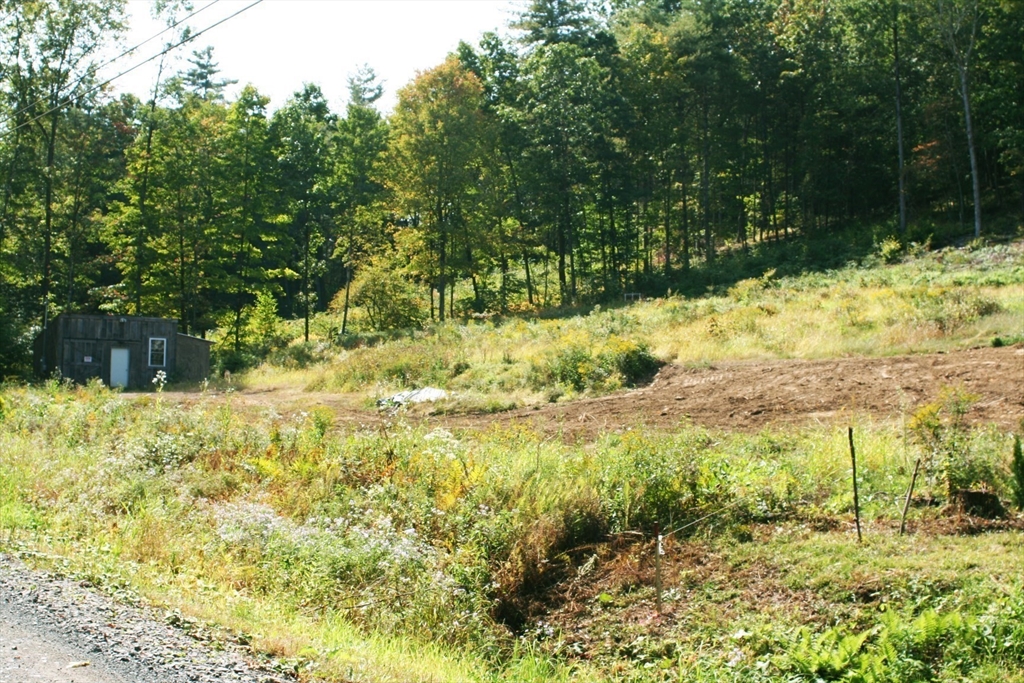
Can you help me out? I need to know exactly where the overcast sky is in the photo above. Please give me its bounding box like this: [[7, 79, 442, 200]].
[[106, 0, 522, 113]]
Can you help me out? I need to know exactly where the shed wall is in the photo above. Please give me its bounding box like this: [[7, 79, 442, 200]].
[[37, 315, 180, 389], [175, 333, 212, 382]]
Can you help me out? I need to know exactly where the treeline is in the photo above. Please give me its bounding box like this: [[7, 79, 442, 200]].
[[0, 0, 1021, 372]]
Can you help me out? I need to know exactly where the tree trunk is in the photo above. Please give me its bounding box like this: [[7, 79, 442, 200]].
[[41, 108, 59, 348], [523, 249, 534, 305], [663, 167, 672, 278], [437, 224, 447, 323], [893, 9, 908, 240], [341, 257, 352, 335], [701, 92, 714, 263], [957, 61, 982, 238]]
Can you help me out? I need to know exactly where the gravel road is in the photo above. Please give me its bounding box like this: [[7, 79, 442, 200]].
[[0, 553, 293, 683]]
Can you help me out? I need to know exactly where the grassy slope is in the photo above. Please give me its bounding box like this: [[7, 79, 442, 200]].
[[2, 237, 1024, 682], [233, 239, 1023, 412]]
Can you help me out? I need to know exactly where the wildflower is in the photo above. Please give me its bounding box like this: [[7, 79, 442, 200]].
[[151, 370, 167, 392]]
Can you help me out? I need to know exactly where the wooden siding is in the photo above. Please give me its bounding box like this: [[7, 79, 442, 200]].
[[37, 314, 185, 389], [175, 333, 212, 382]]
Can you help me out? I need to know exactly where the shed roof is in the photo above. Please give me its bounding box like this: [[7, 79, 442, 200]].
[[177, 332, 214, 345]]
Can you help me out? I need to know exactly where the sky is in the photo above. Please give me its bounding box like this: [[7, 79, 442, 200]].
[[106, 0, 522, 113]]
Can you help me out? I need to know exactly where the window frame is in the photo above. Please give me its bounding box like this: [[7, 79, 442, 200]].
[[148, 337, 167, 367]]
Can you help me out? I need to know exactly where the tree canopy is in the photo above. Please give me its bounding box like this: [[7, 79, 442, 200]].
[[0, 0, 1020, 375]]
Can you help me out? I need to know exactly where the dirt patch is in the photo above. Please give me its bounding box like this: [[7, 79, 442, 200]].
[[156, 346, 1024, 440], [447, 345, 1024, 438]]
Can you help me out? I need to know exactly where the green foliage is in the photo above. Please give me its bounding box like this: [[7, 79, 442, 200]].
[[533, 336, 660, 394], [909, 387, 999, 497], [777, 599, 1024, 683], [910, 287, 1002, 334], [246, 291, 287, 356], [877, 236, 905, 264], [0, 307, 31, 379], [782, 628, 871, 680], [2, 0, 1023, 364], [317, 330, 464, 392], [1, 385, 1023, 681], [350, 259, 427, 332]]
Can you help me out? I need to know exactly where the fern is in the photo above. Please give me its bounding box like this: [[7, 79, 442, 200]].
[[782, 627, 871, 680]]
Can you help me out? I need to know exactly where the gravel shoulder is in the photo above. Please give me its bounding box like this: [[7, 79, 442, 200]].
[[0, 554, 292, 683]]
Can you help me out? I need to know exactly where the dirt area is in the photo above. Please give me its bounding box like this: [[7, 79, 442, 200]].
[[165, 345, 1024, 439], [479, 344, 1024, 439]]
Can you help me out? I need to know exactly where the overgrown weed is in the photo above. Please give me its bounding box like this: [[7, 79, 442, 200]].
[[2, 384, 1022, 680], [188, 240, 1024, 415]]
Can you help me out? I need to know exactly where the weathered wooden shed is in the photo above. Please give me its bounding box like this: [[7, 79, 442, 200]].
[[34, 314, 212, 389]]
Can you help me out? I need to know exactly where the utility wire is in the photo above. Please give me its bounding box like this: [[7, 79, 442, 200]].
[[662, 495, 749, 539], [0, 0, 264, 140], [0, 0, 222, 131]]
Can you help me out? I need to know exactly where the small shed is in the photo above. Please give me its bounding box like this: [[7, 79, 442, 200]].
[[34, 313, 212, 389]]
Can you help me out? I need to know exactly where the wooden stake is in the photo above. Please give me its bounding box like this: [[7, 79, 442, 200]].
[[654, 522, 663, 614], [899, 458, 922, 536], [849, 427, 862, 543]]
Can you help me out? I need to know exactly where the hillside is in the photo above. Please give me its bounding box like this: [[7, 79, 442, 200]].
[[2, 237, 1024, 683]]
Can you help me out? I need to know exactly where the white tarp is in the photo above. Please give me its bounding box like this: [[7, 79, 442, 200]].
[[378, 387, 448, 408]]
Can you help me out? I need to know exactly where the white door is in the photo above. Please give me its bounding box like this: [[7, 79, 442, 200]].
[[110, 348, 129, 388]]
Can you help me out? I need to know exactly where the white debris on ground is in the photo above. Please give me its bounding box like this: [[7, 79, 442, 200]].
[[377, 387, 448, 409]]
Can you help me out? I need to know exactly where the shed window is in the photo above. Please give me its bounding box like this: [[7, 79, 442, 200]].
[[149, 338, 166, 367]]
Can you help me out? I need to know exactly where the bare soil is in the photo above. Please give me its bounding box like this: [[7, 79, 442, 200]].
[[476, 344, 1024, 439], [164, 345, 1024, 439]]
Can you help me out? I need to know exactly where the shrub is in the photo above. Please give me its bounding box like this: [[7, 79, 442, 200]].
[[607, 338, 661, 385], [533, 337, 660, 394], [0, 306, 31, 379], [246, 290, 288, 356], [351, 259, 427, 332], [211, 347, 258, 375], [909, 387, 998, 497], [877, 235, 904, 264], [911, 287, 1001, 333], [549, 345, 598, 391], [266, 342, 325, 369]]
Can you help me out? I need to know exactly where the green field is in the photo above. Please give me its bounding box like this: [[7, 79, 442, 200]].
[[2, 237, 1023, 682]]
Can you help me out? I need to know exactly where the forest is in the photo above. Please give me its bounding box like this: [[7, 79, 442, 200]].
[[0, 0, 1021, 377]]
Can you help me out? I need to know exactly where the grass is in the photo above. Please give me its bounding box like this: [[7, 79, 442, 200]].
[[3, 236, 1023, 681], [1, 380, 1022, 681], [209, 238, 1024, 412]]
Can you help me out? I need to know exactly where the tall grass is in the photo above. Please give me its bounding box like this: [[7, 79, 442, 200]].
[[221, 240, 1024, 410], [1, 383, 1021, 680]]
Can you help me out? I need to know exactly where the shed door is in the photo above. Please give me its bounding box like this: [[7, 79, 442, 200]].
[[110, 348, 129, 388]]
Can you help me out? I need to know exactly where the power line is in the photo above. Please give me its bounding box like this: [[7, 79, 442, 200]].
[[0, 0, 222, 132], [0, 0, 264, 140]]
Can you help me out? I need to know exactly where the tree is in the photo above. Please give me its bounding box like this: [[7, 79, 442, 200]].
[[333, 66, 389, 334], [934, 0, 983, 238], [182, 46, 237, 102], [0, 0, 126, 373], [351, 256, 426, 332], [387, 57, 485, 322], [515, 42, 611, 303], [270, 84, 336, 341], [218, 84, 281, 348]]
